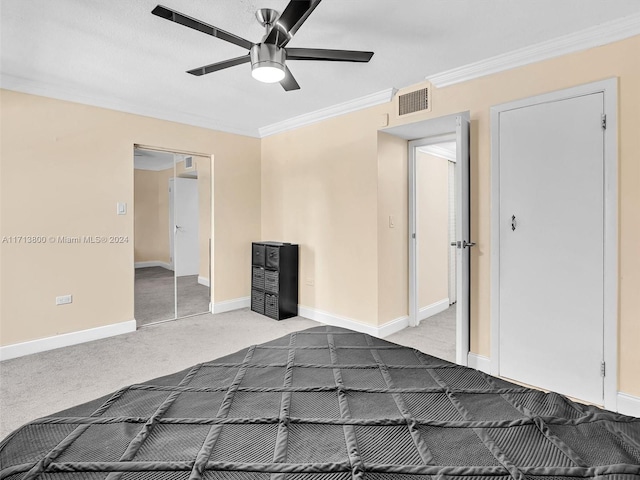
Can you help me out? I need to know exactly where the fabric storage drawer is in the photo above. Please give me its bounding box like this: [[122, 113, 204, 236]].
[[265, 293, 279, 319], [252, 244, 265, 266], [265, 246, 280, 269], [252, 267, 265, 290], [264, 270, 279, 293], [251, 289, 264, 314]]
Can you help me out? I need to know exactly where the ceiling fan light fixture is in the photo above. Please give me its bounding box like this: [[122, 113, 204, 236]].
[[250, 44, 286, 83], [252, 65, 286, 83]]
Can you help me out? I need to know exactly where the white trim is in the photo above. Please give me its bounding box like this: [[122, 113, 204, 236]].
[[212, 296, 250, 314], [617, 392, 640, 418], [490, 78, 618, 411], [298, 305, 408, 338], [417, 144, 456, 162], [377, 316, 410, 338], [0, 320, 136, 361], [427, 12, 640, 87], [467, 353, 491, 374], [134, 261, 173, 270], [259, 88, 397, 137], [417, 298, 450, 323], [198, 276, 210, 287], [0, 74, 260, 138], [402, 112, 471, 368]]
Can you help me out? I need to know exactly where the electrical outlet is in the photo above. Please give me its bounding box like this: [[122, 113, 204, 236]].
[[56, 294, 72, 305]]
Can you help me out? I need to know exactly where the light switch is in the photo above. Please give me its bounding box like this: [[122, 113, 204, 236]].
[[117, 202, 127, 215]]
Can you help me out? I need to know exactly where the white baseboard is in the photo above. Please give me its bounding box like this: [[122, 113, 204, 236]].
[[467, 352, 491, 374], [417, 298, 450, 323], [617, 392, 640, 417], [0, 320, 137, 361], [298, 305, 409, 338], [135, 261, 173, 270], [212, 296, 250, 314], [378, 316, 410, 337], [198, 276, 210, 287]]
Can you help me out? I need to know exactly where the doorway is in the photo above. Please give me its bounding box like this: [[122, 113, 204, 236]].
[[382, 111, 471, 366], [133, 146, 212, 326], [490, 79, 618, 409]]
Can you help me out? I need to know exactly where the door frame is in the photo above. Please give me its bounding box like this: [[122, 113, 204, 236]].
[[490, 78, 618, 410], [384, 111, 471, 366]]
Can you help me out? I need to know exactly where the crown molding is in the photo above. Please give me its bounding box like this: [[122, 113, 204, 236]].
[[427, 12, 640, 88], [259, 88, 398, 138], [0, 74, 261, 138]]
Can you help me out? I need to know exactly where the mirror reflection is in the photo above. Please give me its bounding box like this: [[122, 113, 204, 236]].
[[133, 148, 211, 326]]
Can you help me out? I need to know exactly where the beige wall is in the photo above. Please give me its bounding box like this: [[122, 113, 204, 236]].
[[377, 132, 408, 324], [261, 107, 382, 323], [133, 169, 162, 263], [260, 35, 640, 397], [0, 90, 260, 346], [416, 151, 449, 310], [194, 157, 212, 282]]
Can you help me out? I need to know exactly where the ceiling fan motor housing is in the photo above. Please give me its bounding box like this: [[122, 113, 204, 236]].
[[250, 43, 286, 72]]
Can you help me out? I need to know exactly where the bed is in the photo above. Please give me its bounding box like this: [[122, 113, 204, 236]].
[[1, 325, 639, 479]]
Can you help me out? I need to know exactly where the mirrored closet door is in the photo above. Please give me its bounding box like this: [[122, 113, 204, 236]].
[[134, 147, 211, 326]]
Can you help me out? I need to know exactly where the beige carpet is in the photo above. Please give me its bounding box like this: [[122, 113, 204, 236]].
[[135, 266, 210, 326], [0, 307, 456, 439]]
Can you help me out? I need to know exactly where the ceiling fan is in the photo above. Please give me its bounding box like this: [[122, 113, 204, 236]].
[[151, 0, 374, 91]]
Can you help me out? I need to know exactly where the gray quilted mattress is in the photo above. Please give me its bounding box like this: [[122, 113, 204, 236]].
[[1, 326, 639, 479]]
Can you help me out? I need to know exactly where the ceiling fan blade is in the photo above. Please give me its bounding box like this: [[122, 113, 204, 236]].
[[286, 48, 374, 62], [186, 55, 251, 76], [280, 66, 300, 91], [152, 5, 253, 50], [264, 0, 322, 48]]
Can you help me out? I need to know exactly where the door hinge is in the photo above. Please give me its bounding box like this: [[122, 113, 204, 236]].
[[600, 361, 606, 377], [601, 114, 607, 130]]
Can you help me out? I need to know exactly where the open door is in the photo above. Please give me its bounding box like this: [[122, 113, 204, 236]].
[[455, 114, 471, 365], [401, 111, 471, 366]]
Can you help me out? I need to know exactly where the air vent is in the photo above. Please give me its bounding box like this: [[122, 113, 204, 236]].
[[399, 87, 430, 116], [184, 156, 194, 169]]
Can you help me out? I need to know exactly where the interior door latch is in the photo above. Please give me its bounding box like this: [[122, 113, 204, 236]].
[[451, 241, 476, 249], [511, 215, 517, 231]]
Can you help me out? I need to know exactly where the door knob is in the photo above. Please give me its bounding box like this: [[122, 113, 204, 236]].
[[462, 240, 476, 248]]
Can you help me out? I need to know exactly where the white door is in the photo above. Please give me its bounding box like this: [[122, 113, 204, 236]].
[[455, 115, 470, 366], [498, 93, 604, 404], [172, 177, 200, 277]]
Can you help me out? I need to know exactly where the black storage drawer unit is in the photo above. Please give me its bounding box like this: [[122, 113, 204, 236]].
[[251, 289, 265, 314], [264, 270, 279, 294], [252, 244, 266, 266], [252, 266, 265, 290], [250, 241, 298, 320]]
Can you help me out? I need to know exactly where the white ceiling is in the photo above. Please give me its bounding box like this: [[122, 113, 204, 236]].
[[2, 1, 639, 137]]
